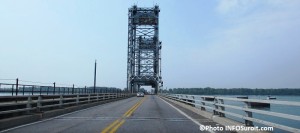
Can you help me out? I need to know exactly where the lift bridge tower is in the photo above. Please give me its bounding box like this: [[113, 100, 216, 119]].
[[127, 5, 163, 94]]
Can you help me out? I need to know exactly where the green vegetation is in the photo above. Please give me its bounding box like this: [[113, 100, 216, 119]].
[[166, 87, 300, 95]]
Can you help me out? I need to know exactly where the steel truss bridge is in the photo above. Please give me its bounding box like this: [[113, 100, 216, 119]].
[[127, 5, 163, 94]]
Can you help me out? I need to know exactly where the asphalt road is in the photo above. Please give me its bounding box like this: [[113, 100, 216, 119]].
[[2, 95, 204, 133]]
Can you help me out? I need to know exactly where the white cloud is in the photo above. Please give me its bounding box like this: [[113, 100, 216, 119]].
[[216, 0, 255, 14]]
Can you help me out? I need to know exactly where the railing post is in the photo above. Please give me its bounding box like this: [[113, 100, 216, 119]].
[[72, 84, 74, 94], [37, 95, 42, 112], [76, 94, 79, 105], [26, 96, 32, 113], [46, 87, 49, 95], [40, 86, 42, 95], [191, 96, 195, 107], [201, 97, 206, 111], [185, 95, 194, 106], [185, 95, 188, 103], [23, 85, 25, 95], [220, 99, 225, 117], [31, 86, 34, 95], [97, 93, 99, 101], [245, 102, 254, 126], [11, 84, 14, 96], [53, 82, 56, 95], [16, 78, 19, 96], [215, 98, 225, 117], [213, 97, 219, 115], [88, 94, 91, 103], [59, 95, 63, 108]]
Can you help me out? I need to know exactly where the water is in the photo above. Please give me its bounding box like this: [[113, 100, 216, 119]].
[[193, 95, 300, 133]]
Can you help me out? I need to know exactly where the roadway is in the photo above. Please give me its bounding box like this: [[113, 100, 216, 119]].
[[2, 95, 207, 133]]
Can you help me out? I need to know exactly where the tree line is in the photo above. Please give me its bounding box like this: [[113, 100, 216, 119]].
[[166, 87, 300, 95]]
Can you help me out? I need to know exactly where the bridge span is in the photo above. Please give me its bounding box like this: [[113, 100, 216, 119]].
[[1, 95, 216, 133]]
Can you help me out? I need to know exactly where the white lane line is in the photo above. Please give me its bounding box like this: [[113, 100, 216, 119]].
[[0, 97, 135, 133], [159, 96, 215, 133]]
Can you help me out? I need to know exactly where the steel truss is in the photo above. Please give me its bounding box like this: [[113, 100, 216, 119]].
[[127, 5, 163, 94]]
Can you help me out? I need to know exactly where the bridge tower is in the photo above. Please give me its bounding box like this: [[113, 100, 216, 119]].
[[127, 5, 163, 94]]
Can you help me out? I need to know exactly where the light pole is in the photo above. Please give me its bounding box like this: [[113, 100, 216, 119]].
[[94, 60, 97, 93]]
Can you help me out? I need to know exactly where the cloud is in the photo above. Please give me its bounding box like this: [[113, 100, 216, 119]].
[[216, 0, 255, 15], [186, 0, 300, 88]]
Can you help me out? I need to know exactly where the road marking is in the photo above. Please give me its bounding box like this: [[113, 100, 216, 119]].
[[126, 97, 146, 117], [0, 98, 133, 133], [109, 119, 125, 133], [101, 119, 121, 133], [159, 96, 215, 133], [122, 98, 143, 117], [101, 96, 146, 133]]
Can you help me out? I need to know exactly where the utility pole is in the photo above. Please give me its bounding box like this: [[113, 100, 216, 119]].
[[94, 60, 97, 93]]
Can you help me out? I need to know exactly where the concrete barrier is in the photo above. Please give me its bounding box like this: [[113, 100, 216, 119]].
[[0, 96, 131, 131]]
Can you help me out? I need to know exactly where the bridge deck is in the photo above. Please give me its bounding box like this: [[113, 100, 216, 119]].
[[1, 95, 220, 133]]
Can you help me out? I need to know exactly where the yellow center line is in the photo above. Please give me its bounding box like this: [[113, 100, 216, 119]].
[[101, 96, 147, 133], [101, 119, 120, 133], [126, 98, 146, 117], [122, 98, 144, 117], [109, 119, 125, 133]]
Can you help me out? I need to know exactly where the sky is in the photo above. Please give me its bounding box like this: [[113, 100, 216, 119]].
[[0, 0, 300, 89]]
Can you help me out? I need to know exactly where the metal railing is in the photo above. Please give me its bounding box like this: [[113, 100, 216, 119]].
[[0, 93, 133, 119], [0, 80, 123, 96], [161, 94, 300, 133]]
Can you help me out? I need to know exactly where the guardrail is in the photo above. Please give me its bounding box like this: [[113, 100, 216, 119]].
[[0, 81, 123, 96], [0, 93, 133, 119], [161, 94, 300, 133]]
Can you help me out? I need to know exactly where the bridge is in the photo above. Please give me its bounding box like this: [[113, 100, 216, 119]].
[[0, 82, 300, 133], [1, 81, 300, 133], [1, 5, 300, 133], [0, 95, 207, 133]]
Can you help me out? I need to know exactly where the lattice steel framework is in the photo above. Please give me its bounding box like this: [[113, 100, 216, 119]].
[[127, 5, 163, 94]]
